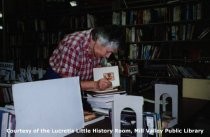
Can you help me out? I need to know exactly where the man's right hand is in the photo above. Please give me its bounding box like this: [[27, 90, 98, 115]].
[[96, 78, 112, 91]]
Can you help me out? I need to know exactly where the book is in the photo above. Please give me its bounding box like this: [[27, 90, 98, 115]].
[[87, 14, 95, 28], [119, 110, 160, 137], [84, 111, 105, 126], [121, 11, 126, 25], [92, 107, 110, 115], [6, 114, 16, 137], [88, 90, 126, 96], [0, 110, 6, 136], [93, 66, 120, 93], [198, 27, 210, 39], [1, 112, 9, 137], [112, 12, 120, 25]]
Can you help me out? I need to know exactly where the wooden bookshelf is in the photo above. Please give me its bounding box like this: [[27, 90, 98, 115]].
[[115, 0, 210, 84]]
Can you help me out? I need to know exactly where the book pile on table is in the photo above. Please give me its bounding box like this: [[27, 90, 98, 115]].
[[86, 90, 127, 116]]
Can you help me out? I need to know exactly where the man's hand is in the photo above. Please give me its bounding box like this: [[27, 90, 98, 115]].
[[96, 78, 112, 91]]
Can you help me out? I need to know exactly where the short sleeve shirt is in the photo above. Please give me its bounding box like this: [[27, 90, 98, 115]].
[[49, 29, 101, 80]]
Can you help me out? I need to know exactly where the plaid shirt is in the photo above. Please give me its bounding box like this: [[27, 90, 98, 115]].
[[49, 29, 101, 80]]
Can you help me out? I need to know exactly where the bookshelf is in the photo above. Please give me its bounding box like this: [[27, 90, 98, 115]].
[[113, 0, 210, 93], [2, 0, 113, 70]]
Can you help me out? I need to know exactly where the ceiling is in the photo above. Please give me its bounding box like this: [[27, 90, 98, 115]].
[[44, 0, 115, 8], [81, 0, 114, 6], [45, 0, 153, 8], [3, 0, 157, 15], [79, 0, 157, 9]]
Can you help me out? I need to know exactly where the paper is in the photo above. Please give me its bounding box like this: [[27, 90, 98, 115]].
[[12, 77, 84, 137]]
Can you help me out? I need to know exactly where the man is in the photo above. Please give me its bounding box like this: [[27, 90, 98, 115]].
[[45, 25, 122, 92]]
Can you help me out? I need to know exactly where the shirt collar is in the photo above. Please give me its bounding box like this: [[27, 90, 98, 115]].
[[83, 29, 97, 59]]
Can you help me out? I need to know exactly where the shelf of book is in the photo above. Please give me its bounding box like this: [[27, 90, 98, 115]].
[[115, 0, 210, 99]]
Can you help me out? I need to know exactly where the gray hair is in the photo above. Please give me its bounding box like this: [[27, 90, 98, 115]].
[[91, 25, 122, 49], [97, 35, 119, 49]]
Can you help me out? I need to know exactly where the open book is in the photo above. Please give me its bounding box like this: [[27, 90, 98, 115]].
[[93, 66, 120, 93]]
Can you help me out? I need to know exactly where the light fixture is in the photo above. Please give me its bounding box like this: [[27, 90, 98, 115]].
[[0, 13, 2, 18], [69, 1, 77, 7], [0, 26, 3, 30]]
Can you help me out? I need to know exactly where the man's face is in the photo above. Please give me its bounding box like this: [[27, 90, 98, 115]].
[[93, 40, 117, 58]]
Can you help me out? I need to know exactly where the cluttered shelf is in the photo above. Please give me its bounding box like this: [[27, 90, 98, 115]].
[[114, 0, 210, 90]]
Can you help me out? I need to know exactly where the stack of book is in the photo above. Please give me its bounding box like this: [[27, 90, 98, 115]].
[[86, 91, 127, 115]]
